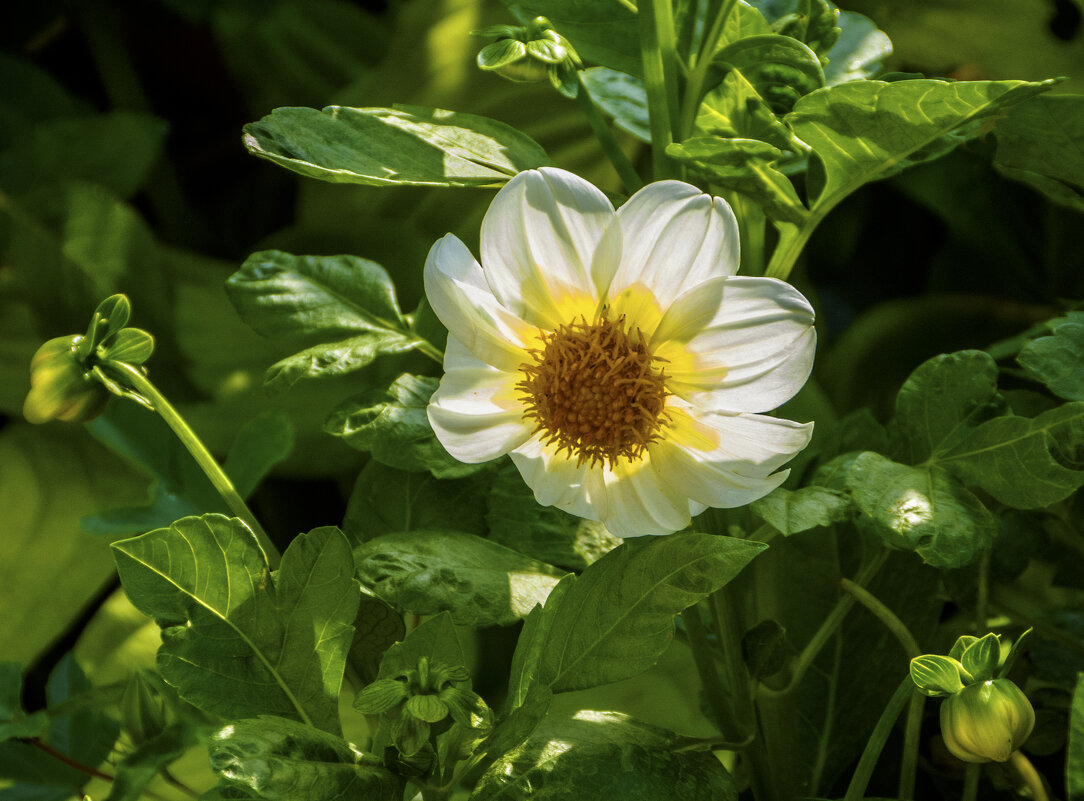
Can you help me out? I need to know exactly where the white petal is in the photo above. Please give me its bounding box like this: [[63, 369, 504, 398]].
[[481, 167, 615, 327], [650, 409, 813, 509], [608, 181, 740, 326], [428, 337, 533, 463], [602, 456, 694, 537], [653, 276, 816, 413], [510, 435, 598, 519], [424, 234, 534, 372]]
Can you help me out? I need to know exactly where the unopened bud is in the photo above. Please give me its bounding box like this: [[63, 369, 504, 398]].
[[940, 678, 1035, 763]]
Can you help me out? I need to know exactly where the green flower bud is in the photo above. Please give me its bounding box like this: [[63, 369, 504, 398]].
[[23, 335, 109, 424], [940, 678, 1035, 763], [910, 654, 969, 697], [474, 16, 582, 97]]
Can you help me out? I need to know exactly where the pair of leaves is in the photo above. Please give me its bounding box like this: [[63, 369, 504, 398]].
[[1018, 311, 1084, 402], [112, 516, 360, 735], [227, 250, 442, 396]]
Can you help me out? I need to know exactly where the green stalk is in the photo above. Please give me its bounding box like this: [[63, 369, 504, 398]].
[[683, 604, 744, 740], [102, 361, 280, 568], [639, 0, 682, 179], [899, 693, 925, 801], [677, 0, 737, 140], [842, 676, 914, 801], [576, 74, 645, 194], [961, 764, 980, 801], [839, 577, 920, 659]]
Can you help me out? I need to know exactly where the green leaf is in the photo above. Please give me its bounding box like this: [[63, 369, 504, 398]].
[[667, 137, 809, 225], [326, 374, 481, 479], [507, 578, 574, 712], [377, 612, 465, 681], [537, 533, 766, 692], [471, 711, 737, 801], [1018, 312, 1084, 401], [994, 94, 1084, 214], [103, 725, 195, 801], [696, 68, 801, 151], [0, 655, 119, 792], [0, 424, 147, 666], [112, 517, 359, 734], [503, 0, 641, 77], [1069, 673, 1084, 801], [751, 486, 852, 535], [0, 664, 48, 741], [354, 530, 566, 627], [788, 79, 1056, 215], [741, 619, 794, 680], [909, 654, 967, 697], [892, 350, 1005, 464], [222, 411, 294, 498], [712, 34, 825, 114], [837, 451, 996, 568], [485, 463, 621, 571], [933, 402, 1084, 509], [242, 105, 551, 188], [209, 716, 401, 801], [0, 111, 167, 201], [580, 67, 650, 143], [344, 461, 489, 544], [822, 11, 892, 85], [346, 593, 406, 687]]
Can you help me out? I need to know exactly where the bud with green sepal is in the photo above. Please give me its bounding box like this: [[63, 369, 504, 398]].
[[474, 17, 583, 98], [911, 631, 1036, 764], [23, 294, 155, 424], [354, 656, 491, 757], [940, 678, 1035, 763], [121, 670, 168, 747]]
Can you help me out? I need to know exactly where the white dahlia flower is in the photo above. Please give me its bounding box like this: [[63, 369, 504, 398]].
[[424, 167, 816, 538]]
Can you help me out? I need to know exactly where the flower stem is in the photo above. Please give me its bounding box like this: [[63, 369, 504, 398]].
[[575, 74, 644, 194], [961, 763, 980, 801], [682, 604, 744, 740], [839, 577, 920, 658], [1008, 750, 1049, 801], [639, 0, 681, 179], [899, 691, 925, 800], [841, 676, 915, 801], [102, 361, 280, 568]]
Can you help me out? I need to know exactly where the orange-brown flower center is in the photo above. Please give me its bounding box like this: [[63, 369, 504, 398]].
[[516, 314, 670, 467]]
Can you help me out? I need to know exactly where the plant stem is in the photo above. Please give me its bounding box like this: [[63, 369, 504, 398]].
[[102, 361, 280, 568], [1009, 750, 1049, 801], [976, 549, 991, 633], [899, 692, 924, 800], [842, 676, 914, 801], [840, 577, 920, 659], [677, 0, 737, 140], [639, 0, 681, 179], [576, 74, 644, 194], [683, 604, 744, 740], [961, 763, 980, 801], [760, 549, 889, 698], [30, 739, 173, 801]]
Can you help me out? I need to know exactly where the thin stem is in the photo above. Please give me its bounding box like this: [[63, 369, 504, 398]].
[[683, 604, 745, 740], [765, 215, 819, 280], [761, 549, 889, 698], [842, 676, 914, 801], [976, 549, 991, 633], [840, 577, 920, 659], [576, 74, 644, 194], [961, 763, 980, 801], [639, 0, 681, 179], [30, 739, 173, 801], [712, 590, 756, 730], [417, 340, 445, 365], [899, 692, 924, 800], [677, 0, 737, 140], [1009, 751, 1049, 801], [102, 361, 280, 568], [162, 767, 201, 799]]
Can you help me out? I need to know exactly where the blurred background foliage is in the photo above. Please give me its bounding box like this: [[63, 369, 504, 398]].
[[0, 0, 1081, 792]]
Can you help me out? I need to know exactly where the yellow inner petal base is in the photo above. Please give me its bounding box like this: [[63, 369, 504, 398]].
[[516, 314, 670, 467]]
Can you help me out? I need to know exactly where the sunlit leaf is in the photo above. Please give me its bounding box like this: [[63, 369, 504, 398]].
[[209, 716, 400, 801], [538, 533, 766, 692], [712, 34, 825, 114], [243, 105, 551, 188], [471, 711, 737, 801], [580, 67, 649, 142], [822, 11, 892, 85], [751, 485, 852, 535], [376, 612, 465, 681], [113, 517, 359, 734], [354, 530, 567, 627]]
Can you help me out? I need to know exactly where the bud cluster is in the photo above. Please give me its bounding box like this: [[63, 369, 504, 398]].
[[354, 656, 492, 757], [910, 632, 1035, 764], [474, 17, 583, 98]]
